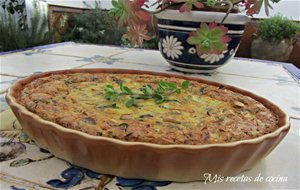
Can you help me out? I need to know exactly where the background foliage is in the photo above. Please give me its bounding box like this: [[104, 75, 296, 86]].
[[63, 1, 125, 45], [0, 0, 27, 28], [258, 15, 300, 43], [0, 2, 54, 52]]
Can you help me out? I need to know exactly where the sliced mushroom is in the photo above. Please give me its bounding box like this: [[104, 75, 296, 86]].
[[70, 97, 77, 104], [218, 85, 225, 90], [199, 86, 207, 95], [168, 111, 182, 115], [82, 117, 96, 125], [163, 117, 181, 124], [120, 114, 132, 120], [233, 101, 245, 108], [169, 107, 194, 113], [119, 123, 129, 127], [97, 103, 119, 109], [110, 76, 123, 85], [139, 114, 154, 118]]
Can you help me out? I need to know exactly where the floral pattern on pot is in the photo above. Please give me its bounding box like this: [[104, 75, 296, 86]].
[[162, 35, 184, 59], [200, 49, 228, 64], [188, 47, 197, 54]]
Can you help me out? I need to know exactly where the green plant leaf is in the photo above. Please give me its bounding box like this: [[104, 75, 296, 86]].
[[159, 81, 178, 90], [258, 15, 300, 42], [182, 80, 190, 89], [187, 22, 231, 54], [105, 78, 191, 107], [126, 98, 135, 107], [120, 83, 134, 94], [155, 97, 165, 104], [141, 85, 153, 95], [105, 84, 115, 92]]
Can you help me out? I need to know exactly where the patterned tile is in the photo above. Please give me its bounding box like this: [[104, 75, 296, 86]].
[[283, 63, 300, 81], [0, 53, 94, 76], [0, 94, 8, 112], [0, 42, 73, 56], [0, 75, 21, 93], [218, 58, 297, 82], [43, 43, 129, 58], [111, 48, 169, 66], [79, 59, 169, 72]]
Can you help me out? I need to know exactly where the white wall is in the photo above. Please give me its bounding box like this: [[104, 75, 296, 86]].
[[256, 0, 299, 20]]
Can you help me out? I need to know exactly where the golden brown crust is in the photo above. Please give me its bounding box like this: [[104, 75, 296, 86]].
[[18, 73, 278, 145]]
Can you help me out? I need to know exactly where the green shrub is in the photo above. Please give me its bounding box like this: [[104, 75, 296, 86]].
[[0, 12, 54, 52], [258, 15, 300, 43], [63, 2, 125, 45]]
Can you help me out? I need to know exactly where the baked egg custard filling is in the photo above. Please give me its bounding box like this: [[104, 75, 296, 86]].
[[18, 73, 278, 145]]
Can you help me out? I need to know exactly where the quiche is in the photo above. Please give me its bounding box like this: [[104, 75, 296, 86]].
[[18, 73, 278, 145]]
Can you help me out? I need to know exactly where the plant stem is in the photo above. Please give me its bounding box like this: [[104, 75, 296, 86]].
[[219, 0, 233, 25]]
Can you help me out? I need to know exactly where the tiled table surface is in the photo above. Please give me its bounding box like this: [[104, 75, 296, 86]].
[[0, 42, 299, 190]]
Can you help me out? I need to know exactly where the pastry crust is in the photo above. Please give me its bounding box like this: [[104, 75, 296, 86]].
[[18, 73, 278, 145]]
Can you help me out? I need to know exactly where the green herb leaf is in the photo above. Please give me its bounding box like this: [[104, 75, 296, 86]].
[[120, 83, 134, 94], [155, 98, 165, 104], [153, 93, 164, 100], [159, 81, 178, 90], [167, 82, 178, 90], [159, 81, 168, 89], [155, 86, 165, 94], [105, 79, 190, 107], [182, 80, 190, 89], [110, 93, 119, 101], [141, 85, 153, 95], [105, 84, 119, 100], [125, 98, 135, 107], [105, 84, 116, 94], [133, 94, 151, 100], [153, 93, 165, 104]]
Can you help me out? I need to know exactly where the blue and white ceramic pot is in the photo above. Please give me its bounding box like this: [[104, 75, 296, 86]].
[[156, 10, 250, 73]]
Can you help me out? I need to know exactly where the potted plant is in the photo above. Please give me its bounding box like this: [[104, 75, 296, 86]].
[[109, 0, 282, 73], [251, 15, 300, 62]]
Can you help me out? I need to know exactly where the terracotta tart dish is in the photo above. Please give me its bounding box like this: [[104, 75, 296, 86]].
[[6, 69, 290, 182]]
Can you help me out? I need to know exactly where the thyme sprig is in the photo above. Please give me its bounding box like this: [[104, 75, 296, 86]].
[[105, 80, 190, 107]]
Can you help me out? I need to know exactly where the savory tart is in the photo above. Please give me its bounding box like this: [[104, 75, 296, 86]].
[[18, 73, 278, 145]]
